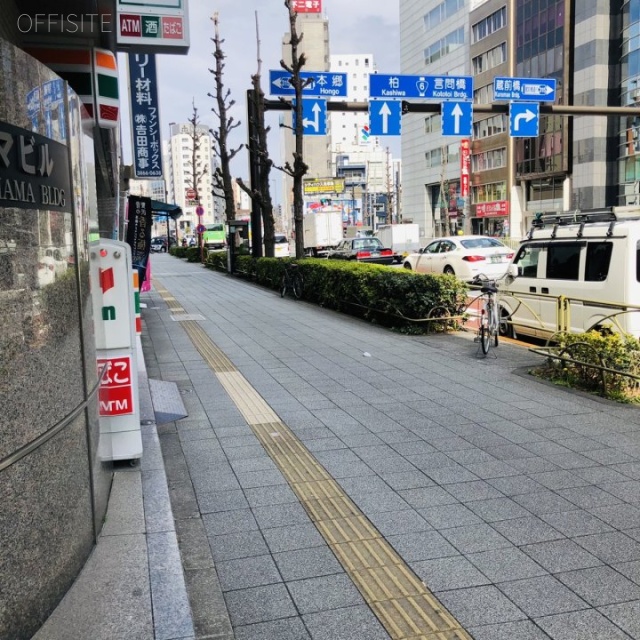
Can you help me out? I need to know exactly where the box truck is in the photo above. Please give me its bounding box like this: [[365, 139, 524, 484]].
[[375, 224, 421, 263], [303, 209, 343, 256]]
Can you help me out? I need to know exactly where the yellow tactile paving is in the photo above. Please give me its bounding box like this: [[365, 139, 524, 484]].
[[154, 281, 473, 640]]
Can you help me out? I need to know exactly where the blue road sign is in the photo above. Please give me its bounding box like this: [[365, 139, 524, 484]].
[[369, 74, 473, 100], [369, 100, 402, 136], [494, 77, 556, 102], [293, 99, 326, 135], [509, 102, 540, 137], [442, 101, 472, 136], [269, 70, 348, 97]]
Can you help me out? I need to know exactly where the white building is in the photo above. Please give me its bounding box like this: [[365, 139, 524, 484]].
[[163, 122, 219, 238]]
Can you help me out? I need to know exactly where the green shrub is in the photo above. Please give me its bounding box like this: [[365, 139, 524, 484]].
[[532, 330, 640, 402], [204, 256, 467, 334]]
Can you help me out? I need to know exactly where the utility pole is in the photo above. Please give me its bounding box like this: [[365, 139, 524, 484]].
[[439, 145, 450, 236], [385, 147, 393, 225]]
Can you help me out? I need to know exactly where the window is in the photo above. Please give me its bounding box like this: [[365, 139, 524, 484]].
[[424, 27, 465, 65], [424, 0, 465, 30], [472, 7, 506, 43], [472, 181, 506, 203], [472, 43, 507, 74], [472, 148, 507, 172], [474, 83, 495, 104], [514, 245, 542, 278], [425, 114, 441, 134], [546, 243, 581, 280], [473, 114, 507, 138], [585, 242, 612, 282], [426, 148, 442, 168]]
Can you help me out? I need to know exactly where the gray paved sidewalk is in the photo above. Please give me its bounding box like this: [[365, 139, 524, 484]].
[[141, 253, 640, 640]]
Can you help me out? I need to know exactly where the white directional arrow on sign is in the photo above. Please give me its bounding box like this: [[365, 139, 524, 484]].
[[450, 103, 464, 134], [303, 102, 321, 132], [379, 102, 392, 134], [513, 108, 536, 131], [271, 75, 292, 89]]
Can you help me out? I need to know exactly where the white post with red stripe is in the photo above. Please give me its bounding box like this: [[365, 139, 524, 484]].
[[90, 239, 142, 461]]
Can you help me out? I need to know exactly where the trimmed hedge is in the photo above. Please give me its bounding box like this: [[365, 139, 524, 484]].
[[204, 253, 467, 333], [532, 330, 640, 402]]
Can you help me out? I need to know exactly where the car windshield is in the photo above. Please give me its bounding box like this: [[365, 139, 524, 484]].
[[460, 238, 505, 249], [275, 235, 288, 244]]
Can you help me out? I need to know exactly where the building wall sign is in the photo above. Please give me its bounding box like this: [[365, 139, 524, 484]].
[[292, 0, 322, 13], [476, 201, 509, 217], [117, 0, 190, 53], [128, 54, 162, 178], [303, 178, 345, 194], [0, 121, 71, 213]]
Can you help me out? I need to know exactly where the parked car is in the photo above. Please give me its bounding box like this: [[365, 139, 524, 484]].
[[274, 233, 290, 258], [326, 237, 394, 265], [403, 235, 514, 281], [150, 237, 167, 253]]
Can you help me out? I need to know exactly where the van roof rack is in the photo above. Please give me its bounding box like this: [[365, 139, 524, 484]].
[[527, 206, 640, 239]]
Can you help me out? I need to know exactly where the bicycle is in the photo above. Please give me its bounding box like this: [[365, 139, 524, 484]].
[[280, 263, 304, 299], [472, 274, 500, 355]]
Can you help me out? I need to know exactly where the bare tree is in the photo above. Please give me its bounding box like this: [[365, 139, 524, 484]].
[[237, 11, 276, 257], [279, 0, 309, 259], [208, 12, 242, 225], [185, 101, 209, 254]]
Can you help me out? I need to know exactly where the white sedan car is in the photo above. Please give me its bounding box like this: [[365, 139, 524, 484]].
[[403, 235, 514, 281]]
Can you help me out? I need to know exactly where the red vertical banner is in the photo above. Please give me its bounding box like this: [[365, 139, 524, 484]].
[[460, 139, 471, 199]]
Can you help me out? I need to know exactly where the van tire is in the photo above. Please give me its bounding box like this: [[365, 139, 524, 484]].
[[499, 307, 514, 338]]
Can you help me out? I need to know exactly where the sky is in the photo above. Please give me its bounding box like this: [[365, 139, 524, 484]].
[[118, 0, 400, 189]]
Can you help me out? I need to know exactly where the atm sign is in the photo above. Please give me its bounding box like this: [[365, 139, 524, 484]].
[[97, 356, 134, 416]]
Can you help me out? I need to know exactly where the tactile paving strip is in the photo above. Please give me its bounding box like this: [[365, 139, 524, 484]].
[[155, 281, 472, 640]]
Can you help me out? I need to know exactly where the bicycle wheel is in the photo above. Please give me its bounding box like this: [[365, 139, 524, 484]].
[[480, 315, 491, 355], [280, 274, 287, 298], [292, 273, 304, 299]]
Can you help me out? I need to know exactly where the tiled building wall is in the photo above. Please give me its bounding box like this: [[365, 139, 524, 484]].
[[572, 0, 622, 208], [0, 40, 112, 640]]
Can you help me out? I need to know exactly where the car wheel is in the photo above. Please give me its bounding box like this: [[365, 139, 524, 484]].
[[498, 306, 514, 338], [403, 262, 412, 270], [443, 266, 455, 276], [161, 247, 167, 253]]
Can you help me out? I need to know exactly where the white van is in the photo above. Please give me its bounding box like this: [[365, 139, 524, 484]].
[[274, 233, 290, 258], [499, 207, 640, 340]]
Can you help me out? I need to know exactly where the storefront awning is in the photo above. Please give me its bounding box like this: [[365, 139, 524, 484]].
[[150, 200, 182, 220]]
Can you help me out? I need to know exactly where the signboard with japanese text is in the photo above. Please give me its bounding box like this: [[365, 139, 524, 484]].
[[97, 356, 134, 416], [460, 139, 470, 199], [270, 70, 348, 97], [0, 120, 71, 213], [117, 0, 190, 53], [125, 195, 152, 285], [292, 0, 322, 12], [476, 201, 509, 217], [369, 74, 473, 100], [303, 178, 345, 195], [128, 53, 162, 178]]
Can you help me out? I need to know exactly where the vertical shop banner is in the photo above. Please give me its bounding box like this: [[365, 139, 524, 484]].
[[128, 53, 162, 178], [126, 195, 152, 283], [460, 138, 470, 199]]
